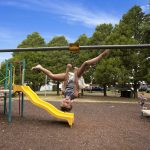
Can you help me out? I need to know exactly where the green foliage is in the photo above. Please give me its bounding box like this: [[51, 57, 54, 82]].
[[18, 32, 46, 48], [0, 62, 6, 85], [94, 58, 128, 86], [90, 23, 113, 45], [12, 32, 47, 90], [47, 36, 69, 74], [145, 69, 150, 84], [47, 36, 68, 46], [139, 14, 150, 43], [117, 5, 144, 41], [76, 34, 88, 45]]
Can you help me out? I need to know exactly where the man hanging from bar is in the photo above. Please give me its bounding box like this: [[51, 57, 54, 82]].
[[31, 49, 110, 112]]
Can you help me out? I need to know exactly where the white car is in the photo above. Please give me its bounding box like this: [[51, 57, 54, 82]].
[[146, 85, 150, 93]]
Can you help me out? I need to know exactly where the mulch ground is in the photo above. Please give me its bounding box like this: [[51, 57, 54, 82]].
[[0, 98, 150, 150]]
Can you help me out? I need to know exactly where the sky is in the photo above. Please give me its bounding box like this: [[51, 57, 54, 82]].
[[0, 0, 149, 62]]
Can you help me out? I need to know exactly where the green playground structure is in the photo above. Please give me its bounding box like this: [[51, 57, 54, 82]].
[[0, 59, 26, 123]]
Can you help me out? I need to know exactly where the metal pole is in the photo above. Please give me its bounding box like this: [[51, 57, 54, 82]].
[[21, 92, 24, 117], [45, 75, 47, 97], [22, 60, 25, 85], [8, 63, 12, 123], [4, 61, 8, 114], [19, 92, 21, 115], [0, 44, 149, 52], [21, 59, 25, 117]]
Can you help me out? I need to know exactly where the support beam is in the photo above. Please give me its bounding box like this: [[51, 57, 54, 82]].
[[8, 63, 12, 123], [0, 44, 149, 52]]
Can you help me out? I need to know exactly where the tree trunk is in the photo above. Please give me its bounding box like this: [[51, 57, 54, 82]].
[[133, 81, 138, 98], [81, 89, 84, 96], [103, 84, 107, 96], [57, 81, 60, 95]]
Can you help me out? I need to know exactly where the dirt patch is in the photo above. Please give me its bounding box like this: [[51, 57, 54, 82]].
[[0, 100, 150, 150]]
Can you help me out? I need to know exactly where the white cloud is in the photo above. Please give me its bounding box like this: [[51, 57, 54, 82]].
[[1, 0, 119, 27], [58, 5, 118, 26], [141, 4, 149, 12]]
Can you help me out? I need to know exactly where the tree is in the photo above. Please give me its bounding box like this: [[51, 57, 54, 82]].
[[75, 34, 92, 83], [90, 24, 113, 45], [47, 36, 69, 95], [76, 34, 88, 45], [47, 36, 69, 72], [139, 14, 150, 44], [83, 24, 114, 84], [17, 32, 46, 48], [75, 34, 91, 95], [117, 5, 144, 41], [94, 57, 128, 96], [106, 5, 147, 98], [117, 6, 148, 98], [12, 32, 46, 90], [138, 13, 150, 85]]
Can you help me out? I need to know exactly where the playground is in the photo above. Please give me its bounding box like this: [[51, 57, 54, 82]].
[[0, 94, 150, 150], [0, 45, 150, 150], [0, 2, 150, 149]]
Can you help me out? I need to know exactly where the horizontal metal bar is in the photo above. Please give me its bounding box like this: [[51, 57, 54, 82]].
[[0, 44, 149, 52], [80, 44, 150, 49]]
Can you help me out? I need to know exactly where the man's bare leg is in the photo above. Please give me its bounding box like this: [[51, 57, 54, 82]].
[[31, 64, 66, 81], [77, 49, 110, 77]]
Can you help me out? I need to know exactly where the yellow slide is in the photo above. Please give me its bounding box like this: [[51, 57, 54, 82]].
[[13, 85, 74, 127]]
